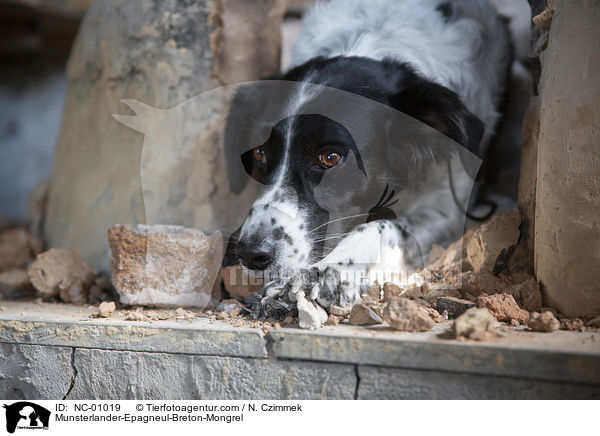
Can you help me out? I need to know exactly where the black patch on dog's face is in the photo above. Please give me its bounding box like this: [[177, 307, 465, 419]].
[[241, 114, 365, 188], [281, 56, 484, 157], [223, 56, 484, 270]]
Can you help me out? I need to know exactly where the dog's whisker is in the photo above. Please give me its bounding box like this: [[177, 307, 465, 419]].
[[309, 213, 369, 234]]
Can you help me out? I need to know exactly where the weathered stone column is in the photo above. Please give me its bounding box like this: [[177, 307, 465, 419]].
[[534, 0, 600, 317], [44, 0, 286, 271]]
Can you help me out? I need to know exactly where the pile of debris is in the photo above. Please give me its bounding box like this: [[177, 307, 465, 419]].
[[209, 210, 598, 337], [328, 210, 593, 338], [1, 210, 599, 339], [0, 226, 115, 305]]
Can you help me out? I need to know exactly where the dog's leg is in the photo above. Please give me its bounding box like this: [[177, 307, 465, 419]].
[[312, 206, 463, 308]]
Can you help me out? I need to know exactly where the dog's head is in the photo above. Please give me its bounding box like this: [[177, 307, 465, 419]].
[[223, 56, 483, 276]]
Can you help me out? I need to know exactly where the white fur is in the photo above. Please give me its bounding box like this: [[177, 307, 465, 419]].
[[292, 0, 512, 149]]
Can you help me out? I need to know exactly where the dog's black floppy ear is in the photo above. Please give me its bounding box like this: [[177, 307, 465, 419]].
[[390, 78, 484, 157]]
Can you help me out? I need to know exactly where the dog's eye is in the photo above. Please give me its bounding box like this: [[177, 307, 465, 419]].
[[319, 150, 341, 168], [252, 146, 266, 163]]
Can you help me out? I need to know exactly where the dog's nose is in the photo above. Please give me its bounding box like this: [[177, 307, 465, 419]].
[[237, 242, 274, 270]]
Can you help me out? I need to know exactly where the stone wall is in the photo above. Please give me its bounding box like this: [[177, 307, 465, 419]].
[[1, 302, 599, 400], [533, 0, 600, 317]]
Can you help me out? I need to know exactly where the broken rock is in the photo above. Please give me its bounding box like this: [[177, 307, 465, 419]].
[[326, 314, 340, 326], [382, 282, 423, 302], [361, 282, 381, 304], [561, 318, 586, 332], [435, 296, 476, 319], [422, 287, 461, 305], [466, 210, 521, 274], [383, 297, 435, 332], [217, 298, 248, 314], [98, 301, 116, 318], [457, 271, 504, 297], [454, 307, 499, 341], [296, 293, 327, 330], [108, 224, 223, 308], [58, 277, 89, 304], [349, 302, 384, 326], [505, 278, 542, 312], [477, 293, 529, 324], [28, 247, 95, 299], [528, 311, 560, 332]]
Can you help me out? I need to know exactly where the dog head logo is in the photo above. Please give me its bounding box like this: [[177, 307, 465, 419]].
[[3, 402, 50, 433]]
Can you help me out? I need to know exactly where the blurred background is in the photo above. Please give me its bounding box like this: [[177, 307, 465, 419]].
[[0, 0, 532, 229]]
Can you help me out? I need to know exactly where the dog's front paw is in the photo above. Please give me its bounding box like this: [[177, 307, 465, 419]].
[[308, 266, 361, 310], [245, 280, 292, 320]]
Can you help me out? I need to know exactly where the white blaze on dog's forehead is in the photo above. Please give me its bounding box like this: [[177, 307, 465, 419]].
[[252, 184, 299, 219]]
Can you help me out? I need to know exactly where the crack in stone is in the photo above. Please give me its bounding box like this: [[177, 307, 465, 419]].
[[353, 365, 361, 400], [62, 347, 78, 400]]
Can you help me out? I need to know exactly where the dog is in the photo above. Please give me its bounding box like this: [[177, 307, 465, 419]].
[[223, 0, 513, 318]]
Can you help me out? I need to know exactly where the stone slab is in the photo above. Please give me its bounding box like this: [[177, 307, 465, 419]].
[[2, 301, 600, 397], [0, 301, 267, 358], [0, 343, 74, 400], [270, 324, 600, 385], [69, 348, 355, 400], [357, 365, 600, 400]]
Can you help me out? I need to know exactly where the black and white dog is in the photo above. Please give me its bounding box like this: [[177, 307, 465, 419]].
[[224, 0, 512, 316]]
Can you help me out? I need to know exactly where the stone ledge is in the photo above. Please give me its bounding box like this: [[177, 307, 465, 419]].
[[0, 301, 267, 358], [270, 326, 600, 385], [1, 301, 600, 399]]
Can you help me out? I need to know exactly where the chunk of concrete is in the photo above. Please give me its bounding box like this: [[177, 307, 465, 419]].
[[382, 282, 423, 302], [349, 302, 383, 326], [435, 296, 476, 319], [98, 301, 116, 318], [108, 224, 223, 308], [296, 293, 327, 330], [528, 311, 560, 332], [457, 271, 504, 297], [383, 297, 435, 332], [27, 247, 95, 299], [467, 211, 521, 274], [505, 278, 542, 312], [454, 307, 499, 341], [477, 293, 529, 324]]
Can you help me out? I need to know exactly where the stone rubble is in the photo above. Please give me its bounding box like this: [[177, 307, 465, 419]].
[[466, 210, 521, 274], [435, 296, 476, 319], [528, 311, 560, 332], [477, 293, 530, 324], [454, 308, 499, 341], [296, 292, 328, 330], [98, 301, 116, 318], [349, 302, 383, 326], [27, 247, 95, 300], [383, 297, 435, 332]]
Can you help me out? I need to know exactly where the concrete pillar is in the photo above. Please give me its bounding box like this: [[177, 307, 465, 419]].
[[534, 0, 600, 317], [43, 0, 286, 271]]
